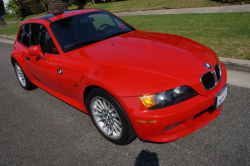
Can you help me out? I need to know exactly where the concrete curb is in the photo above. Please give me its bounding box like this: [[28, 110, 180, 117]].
[[0, 35, 16, 40], [219, 57, 250, 72], [6, 21, 23, 24], [114, 4, 250, 16], [1, 35, 249, 72]]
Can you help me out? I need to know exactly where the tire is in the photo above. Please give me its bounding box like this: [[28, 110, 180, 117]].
[[14, 60, 36, 90], [85, 88, 137, 145]]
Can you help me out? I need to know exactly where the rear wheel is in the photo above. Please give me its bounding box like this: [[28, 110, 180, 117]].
[[85, 88, 136, 145], [14, 61, 36, 90]]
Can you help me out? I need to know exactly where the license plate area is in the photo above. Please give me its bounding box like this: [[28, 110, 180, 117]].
[[214, 83, 229, 110]]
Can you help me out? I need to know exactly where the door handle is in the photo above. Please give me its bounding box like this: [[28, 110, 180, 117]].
[[26, 57, 30, 61]]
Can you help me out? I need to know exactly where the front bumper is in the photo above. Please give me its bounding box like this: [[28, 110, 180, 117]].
[[117, 63, 227, 143]]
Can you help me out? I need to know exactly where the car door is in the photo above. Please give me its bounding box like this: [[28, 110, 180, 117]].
[[24, 23, 65, 94]]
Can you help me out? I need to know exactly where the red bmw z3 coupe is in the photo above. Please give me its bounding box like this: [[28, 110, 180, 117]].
[[11, 9, 228, 145]]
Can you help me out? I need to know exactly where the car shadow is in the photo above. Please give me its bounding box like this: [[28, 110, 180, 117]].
[[134, 150, 159, 166]]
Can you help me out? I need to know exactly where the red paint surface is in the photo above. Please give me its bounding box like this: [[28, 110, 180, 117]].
[[11, 10, 227, 142]]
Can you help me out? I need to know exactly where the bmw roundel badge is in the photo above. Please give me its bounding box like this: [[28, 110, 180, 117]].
[[204, 63, 211, 69], [59, 68, 63, 75]]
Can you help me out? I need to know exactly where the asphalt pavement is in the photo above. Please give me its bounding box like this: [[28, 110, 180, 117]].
[[0, 41, 250, 165]]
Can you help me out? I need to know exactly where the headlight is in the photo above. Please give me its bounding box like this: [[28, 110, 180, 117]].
[[139, 86, 198, 110]]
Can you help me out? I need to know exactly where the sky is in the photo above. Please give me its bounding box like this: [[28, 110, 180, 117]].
[[3, 0, 9, 8]]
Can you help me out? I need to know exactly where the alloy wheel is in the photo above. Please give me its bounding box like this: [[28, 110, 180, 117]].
[[90, 96, 123, 140], [15, 63, 26, 87]]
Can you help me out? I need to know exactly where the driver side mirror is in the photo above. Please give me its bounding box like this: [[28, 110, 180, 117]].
[[28, 45, 46, 60]]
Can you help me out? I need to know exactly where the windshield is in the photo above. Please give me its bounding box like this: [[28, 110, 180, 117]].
[[50, 11, 135, 53]]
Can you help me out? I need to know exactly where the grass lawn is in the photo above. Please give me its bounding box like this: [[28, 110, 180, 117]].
[[83, 0, 229, 12], [5, 13, 47, 23], [0, 23, 20, 36], [1, 12, 249, 59]]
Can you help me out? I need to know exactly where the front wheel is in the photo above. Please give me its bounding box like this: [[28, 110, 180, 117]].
[[85, 88, 136, 145]]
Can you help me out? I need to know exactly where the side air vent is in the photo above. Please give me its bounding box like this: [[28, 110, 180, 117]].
[[214, 64, 221, 82], [201, 71, 216, 91]]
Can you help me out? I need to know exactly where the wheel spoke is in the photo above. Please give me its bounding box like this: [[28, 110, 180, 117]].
[[91, 97, 123, 140], [110, 125, 114, 135], [97, 99, 105, 110], [103, 100, 108, 110], [94, 101, 103, 110], [112, 112, 119, 118], [107, 104, 111, 112], [113, 118, 121, 126], [107, 125, 112, 136], [94, 106, 103, 113], [114, 122, 121, 131], [113, 124, 119, 133], [103, 122, 108, 128], [94, 112, 102, 116], [98, 118, 105, 122]]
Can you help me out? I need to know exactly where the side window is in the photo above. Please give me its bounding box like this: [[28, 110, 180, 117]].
[[30, 23, 59, 54], [17, 24, 30, 47], [46, 31, 59, 54], [30, 24, 46, 52]]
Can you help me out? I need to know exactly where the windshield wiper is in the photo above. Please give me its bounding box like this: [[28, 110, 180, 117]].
[[104, 31, 130, 40], [64, 40, 99, 51], [64, 31, 130, 51]]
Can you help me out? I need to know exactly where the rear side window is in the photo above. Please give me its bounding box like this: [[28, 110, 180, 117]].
[[18, 23, 59, 54], [17, 24, 30, 47]]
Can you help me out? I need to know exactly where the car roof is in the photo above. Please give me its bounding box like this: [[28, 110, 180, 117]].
[[27, 9, 103, 23]]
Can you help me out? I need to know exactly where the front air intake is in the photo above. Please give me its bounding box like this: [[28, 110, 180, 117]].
[[201, 71, 216, 91]]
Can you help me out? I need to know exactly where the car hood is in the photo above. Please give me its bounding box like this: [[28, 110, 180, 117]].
[[82, 30, 220, 96]]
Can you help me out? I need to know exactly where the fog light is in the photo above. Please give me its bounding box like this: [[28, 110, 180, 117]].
[[164, 122, 182, 131]]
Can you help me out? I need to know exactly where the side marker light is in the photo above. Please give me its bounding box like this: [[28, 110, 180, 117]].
[[73, 83, 79, 87], [136, 119, 157, 124]]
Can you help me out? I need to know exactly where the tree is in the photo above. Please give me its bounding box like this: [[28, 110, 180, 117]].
[[47, 0, 69, 14], [6, 0, 23, 15], [0, 0, 6, 26]]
